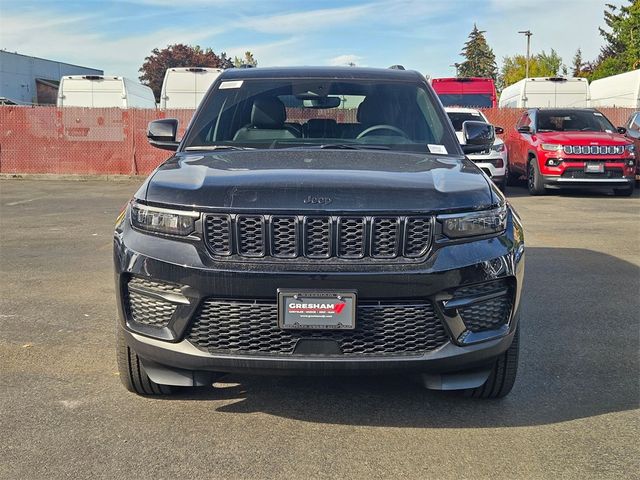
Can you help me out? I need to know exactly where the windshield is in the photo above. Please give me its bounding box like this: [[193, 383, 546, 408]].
[[446, 111, 487, 131], [182, 78, 459, 154], [536, 110, 616, 132], [438, 94, 493, 108]]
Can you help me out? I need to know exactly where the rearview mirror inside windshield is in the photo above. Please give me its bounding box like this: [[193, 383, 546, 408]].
[[301, 96, 342, 109]]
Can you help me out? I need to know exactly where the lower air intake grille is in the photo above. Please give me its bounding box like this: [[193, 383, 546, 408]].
[[454, 280, 513, 332], [126, 291, 177, 328], [125, 277, 183, 328], [561, 167, 624, 179], [187, 300, 448, 356]]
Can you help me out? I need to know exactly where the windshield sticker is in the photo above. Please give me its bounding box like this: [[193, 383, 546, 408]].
[[219, 80, 244, 89], [428, 144, 448, 154]]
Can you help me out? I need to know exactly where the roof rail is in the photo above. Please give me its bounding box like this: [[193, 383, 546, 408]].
[[388, 64, 405, 70]]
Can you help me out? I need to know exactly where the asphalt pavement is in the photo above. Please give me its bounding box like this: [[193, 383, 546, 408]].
[[1, 178, 638, 479]]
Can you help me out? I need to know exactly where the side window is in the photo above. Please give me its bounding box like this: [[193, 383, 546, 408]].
[[516, 113, 530, 129], [631, 113, 640, 132]]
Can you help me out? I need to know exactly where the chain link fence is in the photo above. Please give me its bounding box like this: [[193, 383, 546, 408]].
[[0, 106, 635, 176]]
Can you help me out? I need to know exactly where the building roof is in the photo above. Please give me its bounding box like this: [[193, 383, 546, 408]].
[[0, 50, 102, 72]]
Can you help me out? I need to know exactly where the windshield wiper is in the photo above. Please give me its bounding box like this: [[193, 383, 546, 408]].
[[266, 140, 392, 151], [184, 145, 255, 151], [310, 143, 391, 151]]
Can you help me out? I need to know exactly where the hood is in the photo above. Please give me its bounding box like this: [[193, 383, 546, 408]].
[[536, 131, 631, 145], [143, 149, 495, 212]]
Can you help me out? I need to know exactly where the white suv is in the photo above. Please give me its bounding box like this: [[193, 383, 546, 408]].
[[445, 107, 508, 191]]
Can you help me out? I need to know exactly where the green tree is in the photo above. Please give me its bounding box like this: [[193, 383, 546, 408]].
[[589, 0, 640, 80], [537, 49, 564, 76], [233, 51, 258, 68], [458, 24, 497, 79], [499, 50, 566, 88]]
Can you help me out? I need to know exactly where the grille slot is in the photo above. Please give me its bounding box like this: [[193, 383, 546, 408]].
[[203, 214, 433, 262], [371, 217, 400, 258], [237, 216, 265, 256], [404, 218, 433, 257], [304, 217, 331, 258], [271, 216, 298, 257], [338, 217, 366, 258], [187, 300, 448, 356], [205, 215, 232, 255]]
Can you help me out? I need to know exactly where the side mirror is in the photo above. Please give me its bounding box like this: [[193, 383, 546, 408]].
[[495, 126, 504, 135], [461, 121, 495, 154], [517, 125, 531, 134], [617, 126, 627, 134], [147, 119, 179, 151]]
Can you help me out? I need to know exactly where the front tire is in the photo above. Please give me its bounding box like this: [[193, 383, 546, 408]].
[[527, 157, 546, 195], [464, 329, 520, 399], [116, 327, 175, 396], [498, 161, 509, 192]]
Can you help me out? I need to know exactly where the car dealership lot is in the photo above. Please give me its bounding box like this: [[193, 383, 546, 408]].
[[1, 179, 638, 479]]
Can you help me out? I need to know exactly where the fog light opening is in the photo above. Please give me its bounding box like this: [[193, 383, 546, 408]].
[[546, 158, 561, 167]]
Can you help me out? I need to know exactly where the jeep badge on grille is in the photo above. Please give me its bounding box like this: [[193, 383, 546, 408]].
[[303, 196, 332, 204]]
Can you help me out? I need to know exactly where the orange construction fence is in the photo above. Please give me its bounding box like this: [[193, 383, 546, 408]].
[[0, 106, 635, 176]]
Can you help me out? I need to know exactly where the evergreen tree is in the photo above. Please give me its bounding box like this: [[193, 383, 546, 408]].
[[233, 51, 258, 68], [458, 24, 497, 80], [571, 48, 584, 77], [590, 0, 640, 80]]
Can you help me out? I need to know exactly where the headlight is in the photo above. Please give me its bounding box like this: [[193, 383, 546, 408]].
[[438, 206, 507, 239], [130, 201, 198, 236], [491, 143, 505, 152], [541, 144, 563, 152], [626, 144, 636, 157]]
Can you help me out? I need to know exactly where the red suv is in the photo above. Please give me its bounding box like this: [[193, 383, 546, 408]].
[[506, 108, 636, 196]]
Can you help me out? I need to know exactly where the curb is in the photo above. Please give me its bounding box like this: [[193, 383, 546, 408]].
[[0, 173, 143, 182]]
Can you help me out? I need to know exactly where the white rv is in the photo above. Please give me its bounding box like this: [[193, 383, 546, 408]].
[[589, 69, 640, 108], [57, 76, 156, 108], [159, 67, 223, 109], [499, 77, 590, 108]]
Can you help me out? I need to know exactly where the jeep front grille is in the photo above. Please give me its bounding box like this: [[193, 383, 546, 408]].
[[187, 300, 448, 356], [203, 214, 433, 262], [563, 145, 624, 155]]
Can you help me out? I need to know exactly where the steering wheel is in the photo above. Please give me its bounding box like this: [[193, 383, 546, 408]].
[[356, 124, 409, 139]]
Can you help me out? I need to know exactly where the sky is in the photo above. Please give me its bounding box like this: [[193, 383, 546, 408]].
[[0, 0, 618, 80]]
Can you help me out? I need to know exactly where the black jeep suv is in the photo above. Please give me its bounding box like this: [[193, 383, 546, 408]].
[[114, 66, 524, 398]]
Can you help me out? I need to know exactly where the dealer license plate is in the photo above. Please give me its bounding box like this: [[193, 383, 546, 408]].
[[278, 290, 356, 330], [585, 162, 604, 173]]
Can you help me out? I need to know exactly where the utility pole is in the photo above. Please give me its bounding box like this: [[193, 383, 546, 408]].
[[518, 30, 532, 78], [450, 62, 461, 76]]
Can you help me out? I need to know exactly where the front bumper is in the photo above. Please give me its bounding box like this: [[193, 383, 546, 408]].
[[468, 151, 508, 179], [541, 175, 635, 189], [114, 208, 525, 377]]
